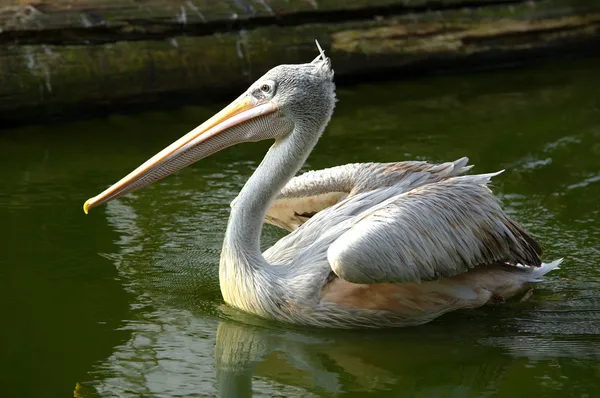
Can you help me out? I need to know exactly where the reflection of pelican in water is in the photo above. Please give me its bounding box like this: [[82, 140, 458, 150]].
[[214, 316, 513, 397], [84, 42, 560, 328]]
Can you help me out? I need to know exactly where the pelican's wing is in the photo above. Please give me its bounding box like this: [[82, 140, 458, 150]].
[[264, 164, 356, 231], [327, 173, 543, 284], [265, 158, 472, 231]]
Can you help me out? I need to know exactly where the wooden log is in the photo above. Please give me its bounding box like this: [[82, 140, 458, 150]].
[[0, 0, 532, 32], [0, 0, 599, 126]]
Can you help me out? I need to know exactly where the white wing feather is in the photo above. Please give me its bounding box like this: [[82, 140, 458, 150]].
[[326, 173, 542, 283], [265, 158, 472, 231]]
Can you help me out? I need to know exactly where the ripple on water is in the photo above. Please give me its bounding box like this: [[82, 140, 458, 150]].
[[567, 173, 600, 190]]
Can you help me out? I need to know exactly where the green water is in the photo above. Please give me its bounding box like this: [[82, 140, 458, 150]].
[[2, 57, 600, 398]]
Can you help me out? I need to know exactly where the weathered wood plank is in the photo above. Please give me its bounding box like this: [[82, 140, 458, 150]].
[[0, 0, 527, 32], [0, 0, 599, 126], [0, 0, 531, 46]]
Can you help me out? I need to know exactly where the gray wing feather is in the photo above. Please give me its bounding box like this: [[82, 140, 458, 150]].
[[327, 172, 542, 284], [265, 158, 473, 231]]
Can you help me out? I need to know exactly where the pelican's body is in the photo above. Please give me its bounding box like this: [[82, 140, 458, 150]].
[[84, 45, 560, 328]]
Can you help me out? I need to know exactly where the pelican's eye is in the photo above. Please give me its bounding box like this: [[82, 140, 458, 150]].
[[254, 80, 276, 99]]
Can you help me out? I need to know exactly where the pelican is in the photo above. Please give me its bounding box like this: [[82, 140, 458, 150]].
[[84, 43, 560, 328]]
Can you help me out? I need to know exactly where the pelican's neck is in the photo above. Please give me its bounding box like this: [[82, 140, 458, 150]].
[[226, 124, 319, 259], [219, 120, 325, 311]]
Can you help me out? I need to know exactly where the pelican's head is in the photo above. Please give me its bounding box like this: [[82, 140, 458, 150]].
[[83, 41, 335, 214]]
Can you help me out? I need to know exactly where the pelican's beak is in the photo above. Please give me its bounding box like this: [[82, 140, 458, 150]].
[[83, 93, 277, 214]]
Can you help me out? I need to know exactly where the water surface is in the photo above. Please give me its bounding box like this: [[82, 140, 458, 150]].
[[2, 57, 600, 397]]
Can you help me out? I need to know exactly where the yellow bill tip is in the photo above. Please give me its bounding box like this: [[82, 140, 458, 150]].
[[83, 199, 91, 214]]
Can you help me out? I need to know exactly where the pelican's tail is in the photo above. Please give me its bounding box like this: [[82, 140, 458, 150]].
[[449, 260, 563, 305], [528, 258, 563, 282]]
